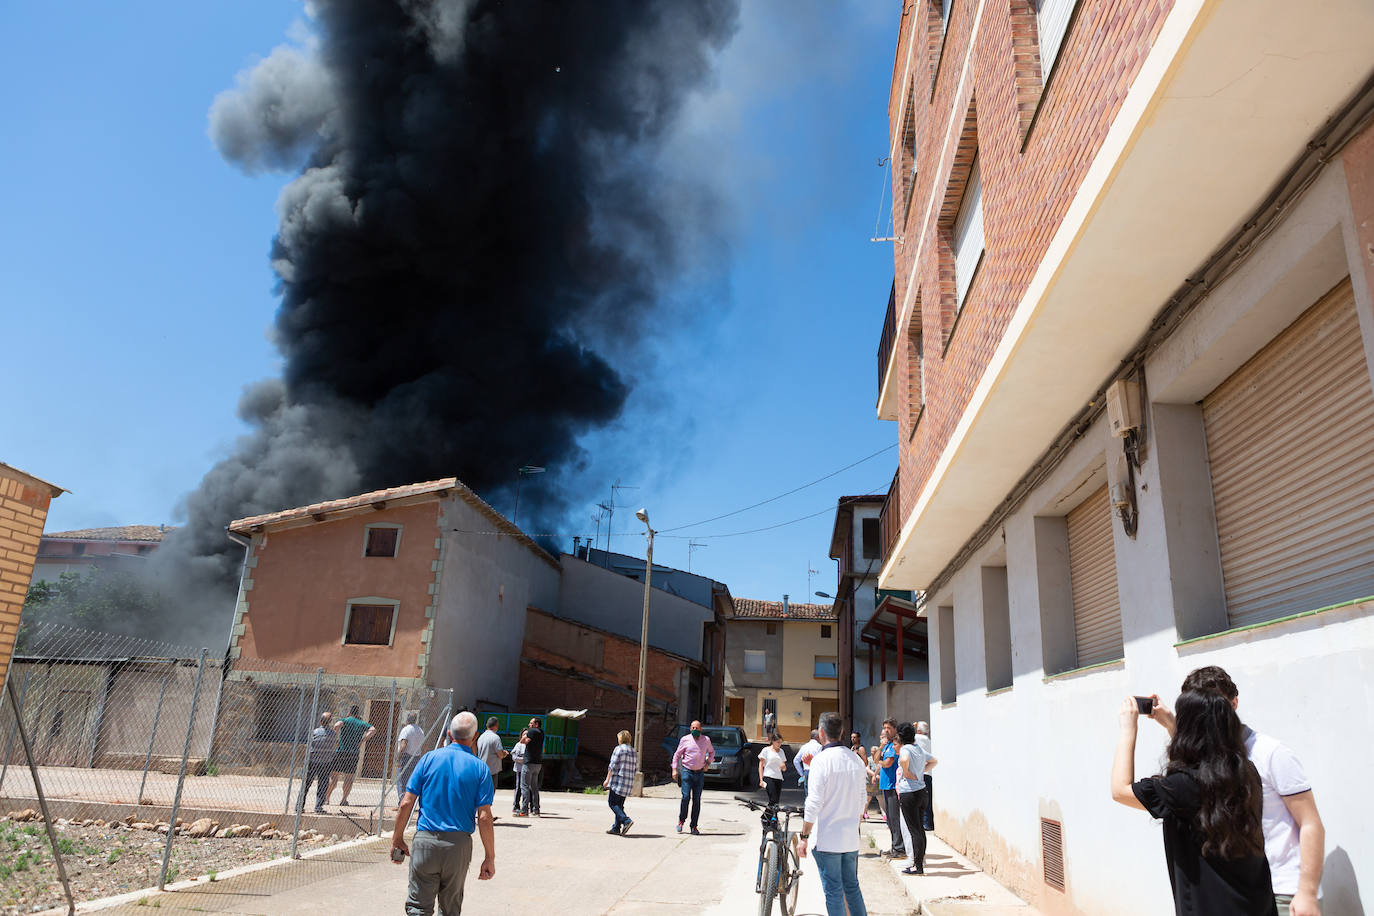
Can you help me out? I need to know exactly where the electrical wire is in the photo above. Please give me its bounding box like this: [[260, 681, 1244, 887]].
[[656, 443, 896, 534]]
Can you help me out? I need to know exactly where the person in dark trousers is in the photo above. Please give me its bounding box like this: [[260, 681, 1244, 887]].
[[603, 730, 638, 835], [671, 720, 715, 834], [1111, 690, 1276, 915], [914, 721, 934, 830], [895, 723, 936, 875], [326, 705, 376, 807], [876, 719, 905, 859], [517, 717, 544, 816], [392, 711, 495, 915], [758, 734, 787, 805], [298, 712, 334, 813]]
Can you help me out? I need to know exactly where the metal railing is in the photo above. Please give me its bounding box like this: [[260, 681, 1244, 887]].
[[0, 622, 452, 909], [879, 468, 902, 564], [877, 280, 898, 397]]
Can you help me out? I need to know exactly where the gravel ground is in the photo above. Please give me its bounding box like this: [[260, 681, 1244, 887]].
[[0, 818, 337, 915]]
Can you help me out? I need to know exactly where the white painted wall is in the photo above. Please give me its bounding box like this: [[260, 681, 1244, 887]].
[[922, 164, 1374, 913], [427, 496, 561, 709], [558, 553, 714, 662]]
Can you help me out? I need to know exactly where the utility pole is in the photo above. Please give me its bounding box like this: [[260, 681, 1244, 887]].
[[632, 508, 655, 797]]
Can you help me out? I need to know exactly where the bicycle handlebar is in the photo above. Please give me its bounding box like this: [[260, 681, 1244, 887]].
[[733, 795, 805, 816]]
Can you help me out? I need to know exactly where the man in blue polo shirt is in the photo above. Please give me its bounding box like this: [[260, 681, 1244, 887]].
[[877, 718, 906, 859], [391, 711, 495, 915]]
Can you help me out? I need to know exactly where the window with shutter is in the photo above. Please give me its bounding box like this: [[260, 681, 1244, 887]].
[[1035, 0, 1078, 81], [345, 604, 396, 646], [1203, 278, 1374, 627], [1066, 486, 1123, 667], [953, 158, 984, 309], [364, 526, 400, 557]]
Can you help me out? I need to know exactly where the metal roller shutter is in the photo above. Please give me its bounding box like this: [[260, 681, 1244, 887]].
[[953, 159, 984, 309], [1036, 0, 1079, 79], [1067, 485, 1123, 667], [1203, 278, 1374, 627]]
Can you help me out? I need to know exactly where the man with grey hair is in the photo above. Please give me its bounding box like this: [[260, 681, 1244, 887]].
[[298, 712, 334, 814], [799, 712, 868, 916], [392, 711, 495, 914], [914, 721, 934, 830]]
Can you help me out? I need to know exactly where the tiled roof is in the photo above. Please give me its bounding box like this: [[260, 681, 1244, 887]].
[[837, 495, 887, 503], [732, 598, 836, 621], [228, 477, 559, 569], [45, 525, 173, 542], [0, 462, 67, 496]]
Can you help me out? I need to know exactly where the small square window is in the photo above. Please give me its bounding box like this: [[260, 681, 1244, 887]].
[[345, 604, 395, 645], [820, 624, 832, 638], [744, 650, 766, 674], [766, 622, 778, 636], [365, 526, 400, 557], [814, 656, 838, 679]]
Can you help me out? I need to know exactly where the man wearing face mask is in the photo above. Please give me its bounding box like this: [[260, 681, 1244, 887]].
[[671, 720, 715, 835]]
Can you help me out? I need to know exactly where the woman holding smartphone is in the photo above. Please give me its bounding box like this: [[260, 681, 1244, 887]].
[[1111, 690, 1276, 915]]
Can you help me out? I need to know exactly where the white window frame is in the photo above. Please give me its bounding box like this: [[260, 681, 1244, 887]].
[[743, 650, 766, 674], [953, 157, 985, 310], [362, 523, 403, 558], [342, 597, 400, 647], [1036, 0, 1079, 81]]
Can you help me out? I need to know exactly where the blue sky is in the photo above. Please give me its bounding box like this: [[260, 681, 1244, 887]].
[[3, 2, 899, 605]]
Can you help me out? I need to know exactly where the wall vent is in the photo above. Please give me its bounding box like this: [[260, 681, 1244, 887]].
[[1041, 817, 1065, 891]]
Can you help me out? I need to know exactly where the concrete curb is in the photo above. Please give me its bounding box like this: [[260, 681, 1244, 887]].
[[34, 832, 385, 915], [859, 818, 1039, 913]]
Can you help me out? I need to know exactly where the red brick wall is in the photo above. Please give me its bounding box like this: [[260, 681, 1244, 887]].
[[517, 612, 692, 778], [886, 0, 1173, 536], [0, 474, 56, 682]]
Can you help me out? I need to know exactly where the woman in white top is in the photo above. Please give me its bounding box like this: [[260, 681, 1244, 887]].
[[510, 729, 528, 814], [757, 735, 787, 805], [896, 723, 936, 875]]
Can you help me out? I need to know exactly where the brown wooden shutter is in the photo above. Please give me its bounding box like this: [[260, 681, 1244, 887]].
[[346, 605, 395, 645], [1067, 485, 1122, 667], [365, 527, 399, 557], [1203, 278, 1374, 627]]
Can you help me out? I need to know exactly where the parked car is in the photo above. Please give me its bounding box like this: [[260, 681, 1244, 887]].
[[660, 725, 756, 788]]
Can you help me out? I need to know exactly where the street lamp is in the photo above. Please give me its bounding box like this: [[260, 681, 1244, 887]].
[[511, 465, 545, 525], [815, 591, 835, 600], [632, 507, 654, 797]]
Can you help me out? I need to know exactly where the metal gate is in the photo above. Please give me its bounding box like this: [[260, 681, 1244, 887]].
[[1066, 485, 1122, 667]]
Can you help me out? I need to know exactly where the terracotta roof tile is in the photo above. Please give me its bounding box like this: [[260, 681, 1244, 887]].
[[732, 598, 836, 621], [44, 525, 173, 542]]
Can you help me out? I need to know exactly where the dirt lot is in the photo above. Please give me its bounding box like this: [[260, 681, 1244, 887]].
[[0, 816, 339, 915]]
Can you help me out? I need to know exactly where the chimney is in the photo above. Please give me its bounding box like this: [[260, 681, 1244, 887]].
[[782, 594, 789, 617]]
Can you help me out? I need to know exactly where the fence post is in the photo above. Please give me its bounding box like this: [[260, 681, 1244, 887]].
[[137, 661, 175, 806], [290, 667, 324, 860], [375, 680, 398, 835], [6, 675, 75, 916], [282, 684, 306, 816], [158, 647, 208, 890], [0, 668, 32, 791]]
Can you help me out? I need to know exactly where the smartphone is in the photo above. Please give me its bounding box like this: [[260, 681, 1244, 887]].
[[390, 846, 406, 863], [1134, 696, 1155, 715]]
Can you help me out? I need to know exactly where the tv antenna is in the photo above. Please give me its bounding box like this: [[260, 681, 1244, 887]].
[[688, 539, 709, 573]]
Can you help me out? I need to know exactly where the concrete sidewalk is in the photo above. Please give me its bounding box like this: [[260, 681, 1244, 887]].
[[859, 815, 1041, 915]]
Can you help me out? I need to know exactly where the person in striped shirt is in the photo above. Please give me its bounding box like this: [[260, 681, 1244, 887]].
[[603, 731, 638, 836]]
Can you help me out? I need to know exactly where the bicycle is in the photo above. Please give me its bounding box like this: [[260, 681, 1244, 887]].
[[735, 795, 804, 916]]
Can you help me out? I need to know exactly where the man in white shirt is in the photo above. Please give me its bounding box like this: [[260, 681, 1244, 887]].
[[1150, 666, 1325, 916], [798, 712, 868, 916], [394, 713, 425, 804], [795, 730, 822, 795]]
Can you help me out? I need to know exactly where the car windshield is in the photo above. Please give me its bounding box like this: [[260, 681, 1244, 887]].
[[706, 728, 742, 748]]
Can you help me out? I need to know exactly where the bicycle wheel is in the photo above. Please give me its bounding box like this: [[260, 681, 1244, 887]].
[[757, 838, 781, 916], [778, 844, 801, 916]]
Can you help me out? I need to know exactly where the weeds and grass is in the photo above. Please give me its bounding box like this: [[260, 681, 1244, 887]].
[[582, 786, 607, 795], [205, 762, 221, 777], [208, 870, 217, 882], [107, 849, 122, 865]]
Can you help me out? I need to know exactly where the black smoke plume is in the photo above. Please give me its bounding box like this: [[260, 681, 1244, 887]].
[[139, 0, 737, 648]]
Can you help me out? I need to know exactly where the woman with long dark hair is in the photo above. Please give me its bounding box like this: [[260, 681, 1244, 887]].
[[1111, 690, 1276, 915]]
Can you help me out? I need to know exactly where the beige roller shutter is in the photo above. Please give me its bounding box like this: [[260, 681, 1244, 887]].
[[1067, 485, 1123, 667], [1203, 278, 1374, 627]]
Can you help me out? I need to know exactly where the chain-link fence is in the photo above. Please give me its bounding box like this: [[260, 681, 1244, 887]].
[[0, 622, 452, 913]]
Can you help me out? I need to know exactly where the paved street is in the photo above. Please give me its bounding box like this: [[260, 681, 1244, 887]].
[[64, 786, 925, 915]]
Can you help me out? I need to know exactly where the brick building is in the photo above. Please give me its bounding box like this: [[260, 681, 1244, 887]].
[[872, 0, 1374, 912], [516, 607, 704, 778], [0, 463, 64, 684]]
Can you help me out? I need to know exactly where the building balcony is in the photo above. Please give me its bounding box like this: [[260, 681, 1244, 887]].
[[878, 470, 900, 566], [880, 0, 1374, 590], [876, 281, 899, 421]]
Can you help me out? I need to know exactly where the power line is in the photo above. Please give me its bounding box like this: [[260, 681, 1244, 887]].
[[656, 443, 896, 534]]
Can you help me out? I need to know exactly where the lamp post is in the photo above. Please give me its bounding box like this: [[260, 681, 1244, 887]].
[[632, 507, 654, 797], [511, 465, 545, 525]]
